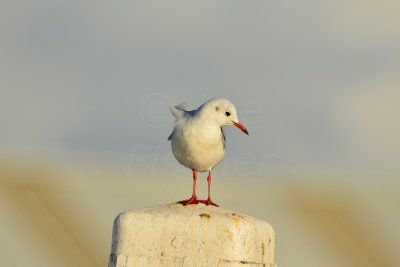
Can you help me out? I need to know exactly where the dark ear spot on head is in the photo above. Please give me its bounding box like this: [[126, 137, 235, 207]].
[[215, 106, 219, 111]]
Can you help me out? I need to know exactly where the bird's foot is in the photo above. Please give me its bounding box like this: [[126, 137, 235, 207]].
[[177, 196, 199, 206], [199, 198, 219, 207]]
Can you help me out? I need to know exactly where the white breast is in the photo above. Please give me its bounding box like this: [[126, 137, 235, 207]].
[[171, 118, 225, 172]]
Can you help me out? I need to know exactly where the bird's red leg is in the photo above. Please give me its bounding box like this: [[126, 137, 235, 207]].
[[200, 171, 219, 207], [178, 169, 199, 205]]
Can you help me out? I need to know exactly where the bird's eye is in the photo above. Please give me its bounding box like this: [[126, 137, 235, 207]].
[[225, 111, 231, 116]]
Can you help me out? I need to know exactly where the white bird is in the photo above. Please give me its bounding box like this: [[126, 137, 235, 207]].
[[168, 98, 249, 207]]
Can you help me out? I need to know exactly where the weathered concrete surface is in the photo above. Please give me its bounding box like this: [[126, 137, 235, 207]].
[[108, 203, 276, 267]]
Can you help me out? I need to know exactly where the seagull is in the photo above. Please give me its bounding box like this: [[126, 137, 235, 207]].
[[168, 98, 249, 207]]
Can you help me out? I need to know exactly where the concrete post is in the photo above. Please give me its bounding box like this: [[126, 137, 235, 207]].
[[108, 203, 276, 267]]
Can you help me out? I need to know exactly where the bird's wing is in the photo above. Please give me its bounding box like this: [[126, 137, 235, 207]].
[[169, 102, 189, 118], [168, 132, 173, 141], [221, 127, 226, 149]]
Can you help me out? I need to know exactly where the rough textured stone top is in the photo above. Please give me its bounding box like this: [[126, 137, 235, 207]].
[[108, 203, 276, 267]]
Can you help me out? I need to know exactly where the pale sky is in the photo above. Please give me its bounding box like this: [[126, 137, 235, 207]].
[[1, 1, 400, 173]]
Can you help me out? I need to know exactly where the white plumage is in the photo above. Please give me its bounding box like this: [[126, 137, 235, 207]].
[[168, 98, 248, 207]]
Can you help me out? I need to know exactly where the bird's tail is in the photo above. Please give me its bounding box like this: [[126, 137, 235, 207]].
[[168, 102, 189, 118]]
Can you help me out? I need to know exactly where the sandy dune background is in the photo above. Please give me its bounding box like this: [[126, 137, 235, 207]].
[[1, 160, 399, 267]]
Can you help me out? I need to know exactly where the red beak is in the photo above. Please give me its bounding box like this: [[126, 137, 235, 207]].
[[232, 120, 249, 135]]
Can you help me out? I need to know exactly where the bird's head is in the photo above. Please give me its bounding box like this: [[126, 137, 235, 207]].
[[202, 98, 249, 135]]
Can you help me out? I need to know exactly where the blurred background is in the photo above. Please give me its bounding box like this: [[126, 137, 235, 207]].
[[1, 1, 399, 266]]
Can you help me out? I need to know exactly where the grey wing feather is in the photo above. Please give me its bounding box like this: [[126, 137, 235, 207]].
[[168, 131, 173, 141], [221, 127, 226, 149], [169, 102, 189, 118]]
